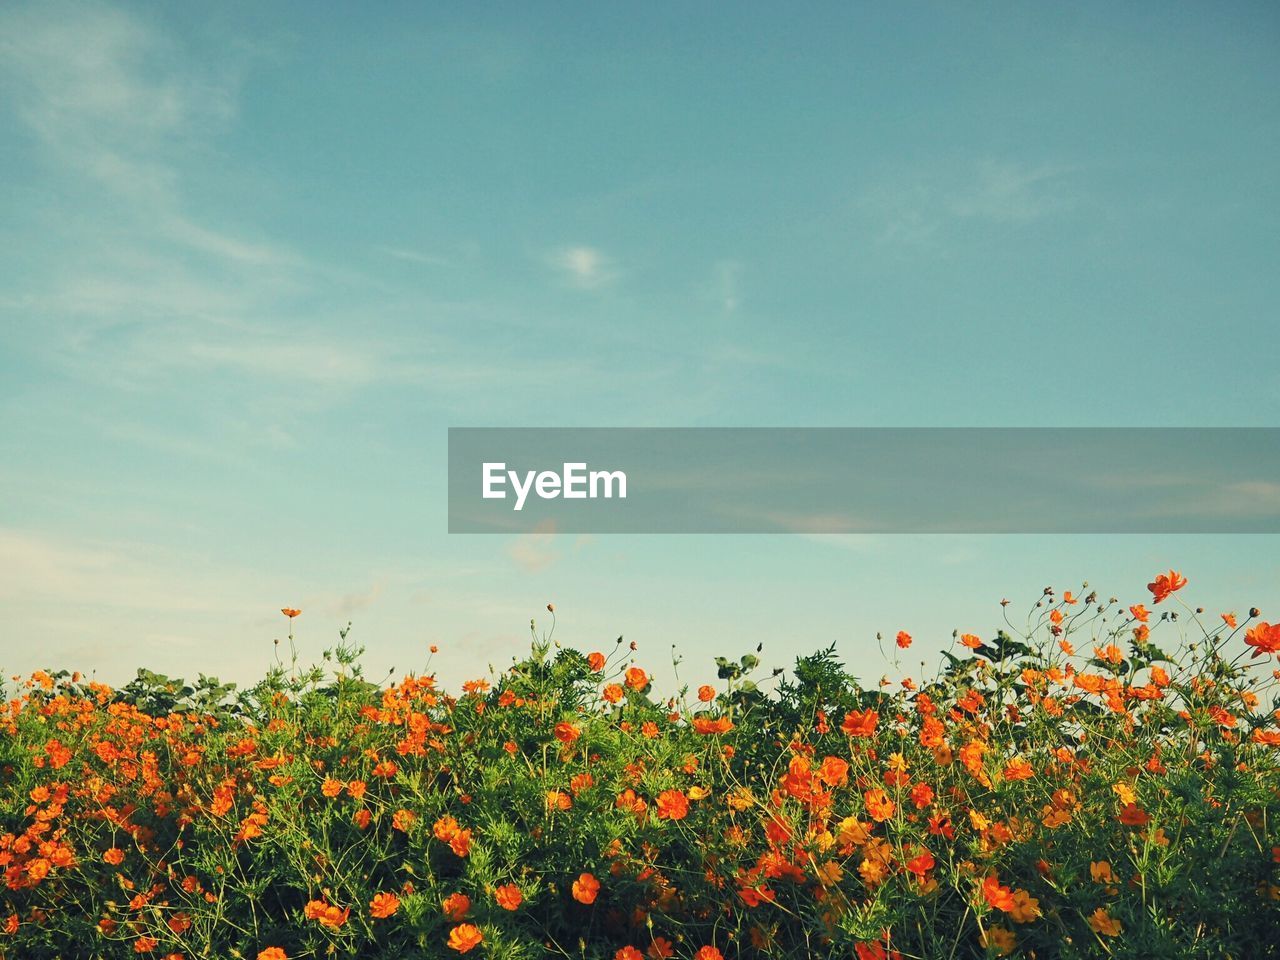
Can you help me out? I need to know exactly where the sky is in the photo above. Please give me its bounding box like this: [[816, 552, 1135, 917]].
[[2, 1, 1278, 693]]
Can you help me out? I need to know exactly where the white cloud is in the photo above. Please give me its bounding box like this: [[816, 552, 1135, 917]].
[[548, 245, 617, 289], [948, 160, 1077, 223], [862, 159, 1079, 247]]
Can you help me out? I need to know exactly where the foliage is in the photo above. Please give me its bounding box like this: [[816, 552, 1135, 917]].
[[1, 573, 1279, 959]]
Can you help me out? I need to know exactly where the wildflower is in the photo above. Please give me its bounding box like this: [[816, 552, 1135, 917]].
[[864, 788, 895, 822], [960, 633, 983, 649], [1245, 622, 1280, 659], [697, 684, 716, 702], [896, 631, 912, 649], [906, 851, 935, 879], [447, 923, 484, 953], [392, 808, 416, 832], [694, 948, 724, 960], [982, 873, 1015, 912], [603, 684, 625, 704], [842, 709, 879, 737], [303, 901, 350, 929], [625, 666, 650, 690], [554, 721, 581, 744], [692, 715, 733, 734], [656, 789, 689, 820], [1147, 569, 1187, 604], [257, 950, 288, 960], [1009, 889, 1040, 923], [1088, 906, 1122, 936], [495, 883, 523, 910], [369, 892, 400, 919], [442, 892, 471, 920], [281, 608, 301, 618], [818, 755, 849, 787], [980, 926, 1015, 956], [1090, 861, 1114, 883], [573, 872, 601, 904], [103, 848, 125, 865], [616, 949, 644, 960], [647, 937, 675, 958], [588, 652, 606, 671], [1119, 803, 1151, 827]]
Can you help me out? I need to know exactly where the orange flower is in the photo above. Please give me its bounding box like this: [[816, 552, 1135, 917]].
[[588, 651, 606, 671], [103, 847, 125, 865], [442, 892, 471, 921], [303, 900, 349, 929], [694, 948, 724, 960], [447, 923, 484, 953], [656, 789, 689, 820], [905, 851, 935, 878], [1147, 569, 1187, 604], [572, 872, 601, 904], [1119, 803, 1151, 827], [392, 809, 416, 832], [647, 938, 675, 959], [697, 684, 716, 702], [603, 684, 625, 704], [625, 666, 649, 690], [1087, 907, 1122, 937], [896, 630, 912, 649], [369, 892, 400, 919], [554, 721, 581, 744], [616, 949, 644, 960], [494, 883, 523, 910], [692, 715, 733, 734], [982, 873, 1015, 911], [257, 950, 288, 960], [960, 633, 983, 650], [863, 788, 895, 822], [1129, 603, 1150, 623], [842, 709, 879, 737], [1245, 622, 1280, 659], [281, 608, 301, 618]]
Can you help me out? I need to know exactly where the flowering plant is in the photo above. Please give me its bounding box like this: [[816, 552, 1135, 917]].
[[2, 572, 1278, 958]]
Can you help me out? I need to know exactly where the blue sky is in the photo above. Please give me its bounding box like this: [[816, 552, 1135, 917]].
[[2, 1, 1277, 690]]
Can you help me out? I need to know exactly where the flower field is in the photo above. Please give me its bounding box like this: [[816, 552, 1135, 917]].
[[3, 572, 1279, 959]]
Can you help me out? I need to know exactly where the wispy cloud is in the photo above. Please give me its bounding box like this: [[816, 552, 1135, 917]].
[[0, 1, 279, 266], [547, 245, 618, 289], [861, 159, 1080, 247], [376, 246, 454, 268], [948, 160, 1077, 223]]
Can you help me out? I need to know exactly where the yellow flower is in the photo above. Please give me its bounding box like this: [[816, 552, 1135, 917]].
[[1009, 889, 1040, 923], [980, 926, 1016, 956], [814, 861, 843, 886], [688, 785, 711, 801], [727, 787, 755, 811], [1111, 781, 1137, 806], [1090, 861, 1114, 883]]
